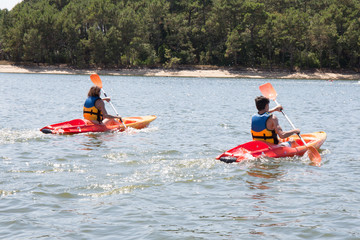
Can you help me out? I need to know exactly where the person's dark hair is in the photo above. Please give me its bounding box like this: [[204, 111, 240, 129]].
[[88, 86, 101, 97], [255, 96, 269, 111]]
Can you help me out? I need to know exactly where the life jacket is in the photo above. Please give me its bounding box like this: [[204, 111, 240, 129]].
[[83, 96, 103, 122], [251, 112, 279, 144]]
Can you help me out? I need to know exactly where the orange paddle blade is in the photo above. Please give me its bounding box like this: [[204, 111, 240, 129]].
[[90, 74, 103, 88], [259, 82, 277, 100], [307, 146, 321, 167]]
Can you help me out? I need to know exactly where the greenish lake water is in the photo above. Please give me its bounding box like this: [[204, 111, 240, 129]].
[[1, 73, 359, 239]]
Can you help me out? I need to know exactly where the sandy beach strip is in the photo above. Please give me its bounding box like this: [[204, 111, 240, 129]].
[[0, 63, 359, 80]]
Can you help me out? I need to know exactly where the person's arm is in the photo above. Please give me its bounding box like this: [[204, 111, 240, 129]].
[[269, 105, 282, 113], [271, 115, 300, 139], [95, 99, 119, 119]]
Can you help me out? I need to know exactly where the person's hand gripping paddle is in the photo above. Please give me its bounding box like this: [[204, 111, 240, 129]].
[[259, 82, 321, 166], [90, 74, 127, 129]]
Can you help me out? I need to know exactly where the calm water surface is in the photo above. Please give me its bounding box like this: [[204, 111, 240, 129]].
[[1, 73, 359, 239]]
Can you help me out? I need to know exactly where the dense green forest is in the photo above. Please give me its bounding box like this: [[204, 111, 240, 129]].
[[0, 0, 359, 70]]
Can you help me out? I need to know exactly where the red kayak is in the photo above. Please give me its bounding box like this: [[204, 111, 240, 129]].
[[40, 115, 157, 134], [216, 131, 326, 163]]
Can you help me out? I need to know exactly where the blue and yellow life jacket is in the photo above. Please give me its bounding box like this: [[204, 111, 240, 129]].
[[83, 96, 103, 122], [251, 112, 279, 144]]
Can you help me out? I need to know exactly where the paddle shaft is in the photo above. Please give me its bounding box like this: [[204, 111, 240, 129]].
[[101, 89, 127, 128], [101, 90, 118, 115], [273, 99, 308, 146]]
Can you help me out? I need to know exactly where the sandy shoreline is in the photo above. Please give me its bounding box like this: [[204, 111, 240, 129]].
[[0, 64, 359, 80]]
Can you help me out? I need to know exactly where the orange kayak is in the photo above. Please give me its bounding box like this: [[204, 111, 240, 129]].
[[216, 131, 326, 163], [40, 115, 157, 134]]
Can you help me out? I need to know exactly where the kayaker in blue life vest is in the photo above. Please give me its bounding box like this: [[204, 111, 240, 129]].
[[251, 96, 300, 145], [83, 86, 121, 125]]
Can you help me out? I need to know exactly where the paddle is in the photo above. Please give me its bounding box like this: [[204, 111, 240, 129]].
[[90, 74, 127, 129], [259, 82, 321, 166]]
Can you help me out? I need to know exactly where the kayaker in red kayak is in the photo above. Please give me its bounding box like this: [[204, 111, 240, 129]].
[[251, 96, 300, 145], [83, 86, 122, 125]]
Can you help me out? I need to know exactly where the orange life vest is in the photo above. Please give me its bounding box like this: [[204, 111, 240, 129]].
[[251, 112, 279, 144], [83, 96, 103, 122]]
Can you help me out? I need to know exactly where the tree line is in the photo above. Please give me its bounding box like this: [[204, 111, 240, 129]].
[[0, 0, 359, 70]]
